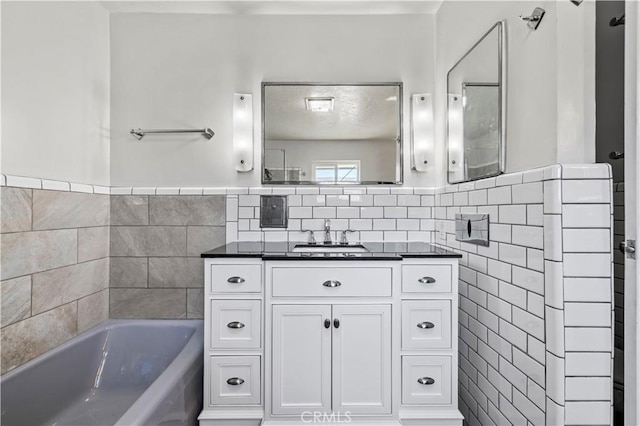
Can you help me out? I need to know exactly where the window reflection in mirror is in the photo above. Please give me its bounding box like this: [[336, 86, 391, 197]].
[[262, 83, 403, 185], [447, 21, 505, 183]]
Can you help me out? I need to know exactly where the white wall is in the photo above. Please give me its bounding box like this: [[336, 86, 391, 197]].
[[110, 13, 435, 187], [435, 1, 596, 185], [1, 2, 110, 186]]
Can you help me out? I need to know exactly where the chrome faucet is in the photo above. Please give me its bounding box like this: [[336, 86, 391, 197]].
[[323, 219, 332, 245]]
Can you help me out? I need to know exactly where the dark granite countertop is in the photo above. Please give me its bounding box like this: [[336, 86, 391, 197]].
[[201, 242, 462, 260]]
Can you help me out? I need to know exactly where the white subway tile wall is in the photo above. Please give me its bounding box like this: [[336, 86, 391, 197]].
[[434, 164, 613, 426]]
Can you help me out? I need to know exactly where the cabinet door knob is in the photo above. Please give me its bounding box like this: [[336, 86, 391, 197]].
[[324, 319, 331, 329], [227, 276, 246, 284], [333, 318, 340, 328], [417, 377, 435, 385], [417, 321, 435, 329], [226, 377, 245, 386], [418, 276, 436, 284], [227, 321, 245, 329], [322, 280, 342, 288]]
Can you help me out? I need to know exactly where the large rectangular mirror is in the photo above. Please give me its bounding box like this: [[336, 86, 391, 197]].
[[447, 21, 506, 183], [262, 83, 403, 185]]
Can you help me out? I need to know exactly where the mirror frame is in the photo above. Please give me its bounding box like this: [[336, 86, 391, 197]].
[[261, 82, 404, 185], [446, 21, 506, 184]]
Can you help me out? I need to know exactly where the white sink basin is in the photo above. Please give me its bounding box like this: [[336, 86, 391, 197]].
[[292, 244, 369, 253]]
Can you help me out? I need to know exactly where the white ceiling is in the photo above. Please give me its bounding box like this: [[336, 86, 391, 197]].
[[100, 0, 443, 15], [264, 85, 400, 141]]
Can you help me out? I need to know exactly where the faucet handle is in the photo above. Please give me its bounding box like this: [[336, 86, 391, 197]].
[[302, 230, 317, 245], [340, 229, 356, 245]]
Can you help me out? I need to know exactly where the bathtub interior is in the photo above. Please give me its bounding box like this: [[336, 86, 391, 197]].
[[0, 322, 197, 426]]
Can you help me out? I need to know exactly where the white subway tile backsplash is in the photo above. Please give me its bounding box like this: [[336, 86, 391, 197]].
[[421, 195, 436, 206], [512, 225, 543, 250], [312, 207, 336, 218], [226, 221, 238, 242], [512, 182, 543, 205], [238, 206, 256, 219], [527, 293, 544, 318], [565, 352, 612, 376], [270, 187, 296, 195], [526, 248, 544, 272], [440, 193, 454, 206], [490, 223, 511, 243], [527, 335, 545, 365], [300, 219, 325, 231], [383, 231, 407, 241], [468, 189, 488, 205], [93, 185, 110, 195], [566, 327, 611, 352], [396, 219, 420, 231], [325, 195, 349, 206], [522, 168, 545, 183], [359, 231, 384, 242], [566, 377, 611, 401], [289, 206, 312, 219], [562, 204, 611, 228], [564, 253, 612, 277], [420, 219, 435, 231], [366, 187, 391, 195], [336, 207, 359, 219], [179, 187, 204, 195], [360, 206, 384, 218], [288, 195, 302, 206], [565, 302, 612, 327], [407, 207, 431, 219], [512, 307, 545, 341], [499, 205, 527, 224], [110, 187, 133, 195], [42, 179, 70, 192], [562, 164, 611, 180], [454, 192, 469, 206], [238, 195, 260, 206], [131, 186, 155, 195], [562, 180, 611, 204], [487, 186, 512, 205], [565, 401, 611, 425], [295, 187, 320, 195], [543, 180, 562, 214], [397, 194, 421, 206], [383, 207, 407, 218], [544, 260, 564, 309], [543, 215, 563, 261], [488, 259, 512, 282], [496, 173, 523, 187], [318, 187, 343, 195], [475, 177, 497, 189], [545, 352, 565, 404], [545, 306, 565, 357], [498, 281, 527, 309], [373, 219, 396, 231], [6, 175, 42, 189], [543, 164, 561, 180], [226, 197, 239, 221], [526, 205, 544, 226], [563, 228, 611, 253], [303, 195, 325, 206], [348, 219, 373, 231], [564, 278, 612, 302], [512, 266, 544, 295], [349, 194, 373, 206], [498, 243, 527, 267], [249, 187, 272, 195]]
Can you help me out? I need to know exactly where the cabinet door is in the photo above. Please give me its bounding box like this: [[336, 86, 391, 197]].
[[272, 305, 332, 415], [332, 304, 392, 415]]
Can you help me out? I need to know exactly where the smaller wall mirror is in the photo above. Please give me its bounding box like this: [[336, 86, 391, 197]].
[[447, 21, 506, 183], [262, 83, 403, 185]]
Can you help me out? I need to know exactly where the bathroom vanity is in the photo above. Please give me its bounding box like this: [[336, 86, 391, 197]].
[[198, 242, 462, 426]]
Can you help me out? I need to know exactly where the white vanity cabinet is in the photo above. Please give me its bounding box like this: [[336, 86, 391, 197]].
[[199, 256, 462, 426]]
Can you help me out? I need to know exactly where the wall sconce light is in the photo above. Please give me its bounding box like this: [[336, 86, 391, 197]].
[[410, 93, 433, 172], [233, 93, 253, 172], [447, 93, 464, 182]]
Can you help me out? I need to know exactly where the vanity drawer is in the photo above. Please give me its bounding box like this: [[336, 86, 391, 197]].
[[209, 356, 261, 406], [402, 264, 452, 293], [211, 264, 262, 293], [210, 300, 261, 349], [402, 300, 452, 349], [271, 267, 392, 297], [402, 356, 452, 405]]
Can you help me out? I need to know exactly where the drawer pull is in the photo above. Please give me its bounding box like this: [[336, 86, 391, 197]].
[[324, 319, 331, 329], [227, 276, 246, 284], [322, 280, 342, 288], [333, 318, 340, 328], [417, 377, 435, 385], [417, 321, 435, 329], [226, 377, 245, 386], [418, 276, 436, 284], [227, 321, 245, 329]]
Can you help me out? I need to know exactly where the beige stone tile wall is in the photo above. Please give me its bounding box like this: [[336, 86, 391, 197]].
[[0, 187, 110, 374], [109, 195, 225, 319]]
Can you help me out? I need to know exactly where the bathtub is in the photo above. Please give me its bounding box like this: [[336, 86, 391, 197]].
[[0, 319, 204, 426]]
